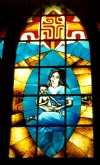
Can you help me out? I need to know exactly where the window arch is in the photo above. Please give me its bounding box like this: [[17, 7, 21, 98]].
[[7, 1, 93, 158]]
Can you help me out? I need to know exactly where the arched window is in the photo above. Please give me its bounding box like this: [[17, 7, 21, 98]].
[[8, 1, 93, 158]]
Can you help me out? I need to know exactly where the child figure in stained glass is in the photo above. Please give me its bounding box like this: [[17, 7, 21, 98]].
[[35, 84, 72, 112], [26, 84, 71, 122]]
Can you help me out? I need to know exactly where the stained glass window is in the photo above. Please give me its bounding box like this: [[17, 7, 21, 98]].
[[0, 28, 7, 59], [9, 1, 93, 158]]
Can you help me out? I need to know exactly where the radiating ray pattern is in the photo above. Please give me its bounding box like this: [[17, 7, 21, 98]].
[[15, 41, 90, 67]]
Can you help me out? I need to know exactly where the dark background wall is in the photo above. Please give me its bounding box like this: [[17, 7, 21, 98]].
[[0, 0, 100, 162]]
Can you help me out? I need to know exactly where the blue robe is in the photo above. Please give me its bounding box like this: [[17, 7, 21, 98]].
[[30, 86, 79, 132]]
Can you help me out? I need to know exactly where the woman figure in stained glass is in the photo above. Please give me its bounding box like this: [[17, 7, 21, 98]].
[[47, 68, 73, 100], [47, 68, 67, 94], [26, 68, 75, 132]]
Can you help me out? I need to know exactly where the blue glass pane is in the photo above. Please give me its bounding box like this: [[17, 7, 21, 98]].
[[67, 105, 81, 116], [67, 42, 77, 54], [40, 50, 65, 66], [37, 131, 65, 158], [66, 127, 75, 141], [40, 68, 51, 75], [15, 55, 24, 63], [39, 56, 49, 66], [54, 46, 65, 52], [24, 108, 37, 118], [73, 96, 81, 106], [79, 41, 90, 49], [67, 41, 90, 62], [40, 45, 51, 53], [40, 74, 49, 85], [27, 71, 38, 84], [66, 110, 79, 124], [72, 42, 83, 57], [66, 68, 80, 93], [24, 84, 38, 94], [28, 127, 37, 142], [71, 87, 80, 94], [0, 40, 4, 59], [67, 75, 79, 90], [23, 100, 37, 111], [80, 47, 90, 59], [81, 54, 91, 61], [24, 68, 39, 94], [15, 43, 40, 63]]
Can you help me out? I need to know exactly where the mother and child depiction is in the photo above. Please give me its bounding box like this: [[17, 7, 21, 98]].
[[26, 68, 75, 132]]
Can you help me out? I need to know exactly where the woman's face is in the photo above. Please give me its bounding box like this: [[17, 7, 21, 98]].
[[50, 72, 60, 88]]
